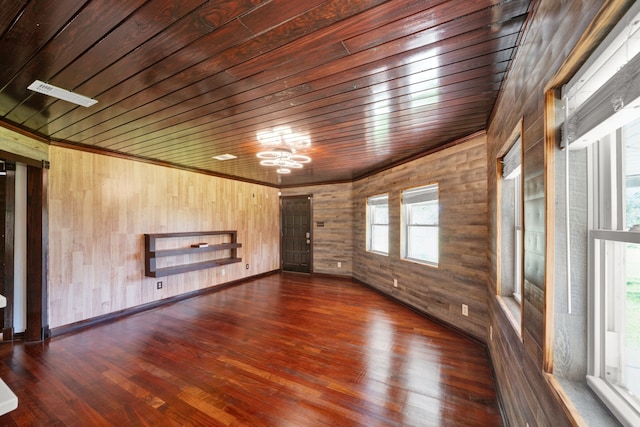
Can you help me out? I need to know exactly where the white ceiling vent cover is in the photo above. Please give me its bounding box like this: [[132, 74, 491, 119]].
[[27, 80, 97, 107], [213, 154, 237, 161]]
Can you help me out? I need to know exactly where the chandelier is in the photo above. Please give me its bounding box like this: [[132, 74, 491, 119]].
[[256, 126, 311, 174], [257, 148, 311, 174]]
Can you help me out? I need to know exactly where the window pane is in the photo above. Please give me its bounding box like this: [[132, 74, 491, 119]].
[[371, 225, 388, 253], [596, 237, 640, 408], [625, 117, 640, 230], [626, 242, 640, 400], [367, 195, 389, 254], [373, 205, 389, 225], [409, 201, 438, 225], [407, 226, 438, 263]]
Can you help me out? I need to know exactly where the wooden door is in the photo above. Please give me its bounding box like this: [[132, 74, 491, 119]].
[[281, 196, 311, 273]]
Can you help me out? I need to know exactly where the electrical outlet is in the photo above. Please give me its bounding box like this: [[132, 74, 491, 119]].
[[462, 304, 469, 316], [221, 269, 226, 276], [393, 279, 398, 288], [245, 263, 249, 269], [338, 261, 342, 268], [156, 281, 163, 290]]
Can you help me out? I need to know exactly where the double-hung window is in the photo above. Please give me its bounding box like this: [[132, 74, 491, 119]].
[[401, 184, 439, 266], [366, 194, 389, 255], [562, 3, 640, 423], [499, 136, 523, 307]]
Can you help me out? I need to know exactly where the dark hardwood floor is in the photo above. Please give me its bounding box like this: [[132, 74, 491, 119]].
[[0, 274, 503, 426]]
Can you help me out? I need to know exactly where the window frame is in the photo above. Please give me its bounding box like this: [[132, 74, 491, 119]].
[[555, 2, 640, 420], [400, 183, 439, 267], [366, 193, 389, 256], [584, 124, 640, 425], [496, 120, 524, 336]]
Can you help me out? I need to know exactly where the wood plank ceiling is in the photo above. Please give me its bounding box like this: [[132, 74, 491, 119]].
[[0, 0, 532, 187]]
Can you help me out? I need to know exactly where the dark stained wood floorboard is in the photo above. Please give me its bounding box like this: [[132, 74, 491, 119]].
[[0, 274, 503, 426]]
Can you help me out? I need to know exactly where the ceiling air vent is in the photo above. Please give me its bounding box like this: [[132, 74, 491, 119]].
[[213, 154, 237, 161], [27, 80, 97, 107]]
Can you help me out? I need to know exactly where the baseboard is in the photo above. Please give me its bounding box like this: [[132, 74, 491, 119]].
[[309, 271, 353, 280], [485, 343, 510, 427], [50, 270, 280, 338], [352, 276, 507, 425], [352, 276, 485, 347]]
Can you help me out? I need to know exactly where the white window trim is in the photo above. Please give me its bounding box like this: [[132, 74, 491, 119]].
[[401, 184, 439, 267], [498, 134, 523, 305], [366, 194, 389, 256], [588, 229, 640, 427]]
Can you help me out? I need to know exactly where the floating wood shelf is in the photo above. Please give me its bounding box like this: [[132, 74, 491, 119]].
[[144, 231, 242, 278]]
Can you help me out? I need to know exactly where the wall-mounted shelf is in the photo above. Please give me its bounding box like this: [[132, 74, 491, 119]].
[[144, 231, 242, 278]]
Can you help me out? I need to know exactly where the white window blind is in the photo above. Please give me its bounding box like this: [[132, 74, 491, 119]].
[[368, 194, 388, 206], [502, 136, 521, 179], [401, 184, 438, 205], [562, 2, 640, 149]]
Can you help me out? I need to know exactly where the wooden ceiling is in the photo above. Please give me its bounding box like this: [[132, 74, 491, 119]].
[[0, 0, 532, 187]]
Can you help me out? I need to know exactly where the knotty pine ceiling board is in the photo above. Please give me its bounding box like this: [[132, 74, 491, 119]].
[[0, 0, 532, 186]]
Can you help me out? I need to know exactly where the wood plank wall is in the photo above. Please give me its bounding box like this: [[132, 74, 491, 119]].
[[48, 146, 280, 328], [485, 0, 633, 425], [280, 183, 354, 276], [352, 133, 489, 340]]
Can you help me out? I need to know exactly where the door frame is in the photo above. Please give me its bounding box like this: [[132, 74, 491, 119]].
[[280, 195, 313, 273], [0, 149, 48, 342]]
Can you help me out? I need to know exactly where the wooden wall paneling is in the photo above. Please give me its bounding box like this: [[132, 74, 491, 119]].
[[489, 296, 574, 427], [353, 133, 489, 340], [486, 0, 635, 425], [280, 183, 354, 276], [47, 146, 280, 328], [0, 124, 49, 166]]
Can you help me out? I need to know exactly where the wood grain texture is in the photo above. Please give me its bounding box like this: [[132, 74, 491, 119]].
[[0, 124, 49, 164], [47, 146, 280, 328], [280, 183, 354, 276], [0, 0, 531, 186], [0, 273, 503, 426], [353, 133, 489, 340], [485, 0, 634, 425]]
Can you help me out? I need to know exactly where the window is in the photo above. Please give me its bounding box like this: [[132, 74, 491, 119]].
[[560, 3, 640, 423], [366, 194, 389, 255], [497, 132, 523, 328], [401, 184, 438, 265], [585, 119, 640, 424]]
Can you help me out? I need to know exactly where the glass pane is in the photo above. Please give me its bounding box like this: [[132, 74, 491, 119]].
[[626, 242, 640, 400], [625, 117, 640, 230], [600, 237, 640, 407], [409, 201, 438, 225], [407, 226, 438, 263], [371, 225, 388, 253], [373, 205, 389, 225]]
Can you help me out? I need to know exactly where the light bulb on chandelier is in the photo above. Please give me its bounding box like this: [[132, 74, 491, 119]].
[[256, 148, 311, 174]]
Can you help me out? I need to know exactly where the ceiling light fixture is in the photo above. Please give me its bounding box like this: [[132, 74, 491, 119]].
[[256, 126, 312, 174], [27, 80, 97, 107], [257, 148, 311, 174]]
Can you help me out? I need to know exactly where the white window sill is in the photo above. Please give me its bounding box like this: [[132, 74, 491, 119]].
[[587, 375, 640, 426]]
